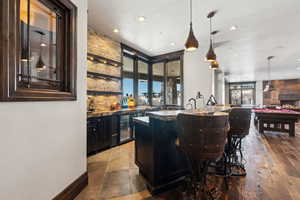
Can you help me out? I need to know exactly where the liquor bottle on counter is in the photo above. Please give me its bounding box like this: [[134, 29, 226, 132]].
[[128, 95, 136, 108]]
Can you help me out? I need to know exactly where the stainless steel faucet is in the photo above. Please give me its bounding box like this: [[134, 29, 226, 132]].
[[188, 98, 197, 109], [186, 103, 193, 110]]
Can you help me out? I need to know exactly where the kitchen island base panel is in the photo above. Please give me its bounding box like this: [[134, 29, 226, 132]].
[[134, 117, 189, 195]]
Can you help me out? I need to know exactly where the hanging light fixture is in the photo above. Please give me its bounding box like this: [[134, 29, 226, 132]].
[[36, 56, 46, 70], [206, 10, 217, 62], [264, 56, 275, 92], [21, 31, 31, 62], [35, 31, 46, 70], [209, 31, 220, 69], [185, 0, 199, 51], [210, 60, 219, 69], [21, 47, 30, 62]]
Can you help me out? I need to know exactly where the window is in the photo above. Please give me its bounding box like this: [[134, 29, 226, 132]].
[[152, 62, 164, 106], [0, 0, 77, 101], [229, 82, 256, 105], [122, 56, 134, 106], [166, 60, 182, 105], [137, 60, 149, 105], [121, 45, 184, 107]]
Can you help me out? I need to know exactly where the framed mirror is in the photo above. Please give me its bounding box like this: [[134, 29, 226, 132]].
[[0, 0, 77, 101]]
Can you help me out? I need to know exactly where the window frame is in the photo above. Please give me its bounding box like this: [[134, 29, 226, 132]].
[[121, 51, 151, 106], [229, 82, 256, 106], [151, 51, 184, 107], [121, 44, 184, 107], [0, 0, 77, 101]]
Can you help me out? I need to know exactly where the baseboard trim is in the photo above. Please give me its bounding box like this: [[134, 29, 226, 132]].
[[53, 172, 88, 200]]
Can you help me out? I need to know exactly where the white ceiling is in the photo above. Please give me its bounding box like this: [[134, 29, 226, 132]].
[[88, 0, 300, 81]]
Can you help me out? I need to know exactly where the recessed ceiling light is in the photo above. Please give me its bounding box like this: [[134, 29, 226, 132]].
[[297, 67, 300, 70], [171, 42, 175, 46], [138, 16, 146, 22], [297, 58, 300, 62], [230, 26, 238, 31], [113, 28, 119, 33]]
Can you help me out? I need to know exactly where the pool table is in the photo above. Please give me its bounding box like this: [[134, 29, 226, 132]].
[[253, 109, 300, 137]]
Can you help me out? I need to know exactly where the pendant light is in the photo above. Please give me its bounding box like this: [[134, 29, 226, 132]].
[[21, 47, 30, 62], [36, 56, 46, 70], [210, 60, 219, 69], [35, 31, 46, 70], [209, 30, 220, 69], [185, 0, 199, 51], [21, 31, 30, 62], [264, 56, 275, 92], [206, 11, 217, 62]]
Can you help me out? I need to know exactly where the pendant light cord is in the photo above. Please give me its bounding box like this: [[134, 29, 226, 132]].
[[210, 18, 212, 42], [268, 59, 271, 84], [190, 0, 192, 26], [40, 34, 43, 54]]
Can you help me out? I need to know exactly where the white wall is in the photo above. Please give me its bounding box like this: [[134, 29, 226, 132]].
[[256, 80, 263, 106], [214, 70, 225, 104], [225, 81, 230, 104], [184, 49, 213, 107], [0, 0, 87, 200]]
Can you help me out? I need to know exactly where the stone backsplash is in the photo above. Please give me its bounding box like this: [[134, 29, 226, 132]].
[[88, 28, 121, 62], [88, 95, 121, 112], [87, 28, 122, 111], [87, 59, 121, 77], [87, 77, 121, 92]]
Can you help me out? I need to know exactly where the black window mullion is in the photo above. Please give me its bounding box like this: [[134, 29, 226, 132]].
[[148, 62, 153, 106], [163, 60, 167, 105], [133, 56, 138, 100]]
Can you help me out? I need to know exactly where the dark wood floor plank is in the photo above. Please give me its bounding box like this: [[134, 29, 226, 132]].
[[75, 121, 300, 200]]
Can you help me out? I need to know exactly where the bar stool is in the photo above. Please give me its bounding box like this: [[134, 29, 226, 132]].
[[227, 108, 252, 176], [177, 112, 229, 199]]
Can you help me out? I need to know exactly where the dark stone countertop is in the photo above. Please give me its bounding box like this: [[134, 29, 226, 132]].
[[133, 116, 150, 126], [147, 106, 231, 121], [87, 106, 158, 118]]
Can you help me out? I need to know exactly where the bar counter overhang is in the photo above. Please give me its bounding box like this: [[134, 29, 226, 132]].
[[133, 106, 231, 194]]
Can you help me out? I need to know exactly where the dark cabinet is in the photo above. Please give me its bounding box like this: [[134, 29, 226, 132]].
[[101, 117, 112, 149], [87, 116, 113, 155], [111, 115, 120, 147], [87, 110, 148, 155], [87, 119, 98, 153]]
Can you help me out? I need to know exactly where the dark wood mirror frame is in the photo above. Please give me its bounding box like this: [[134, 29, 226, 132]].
[[0, 0, 77, 101]]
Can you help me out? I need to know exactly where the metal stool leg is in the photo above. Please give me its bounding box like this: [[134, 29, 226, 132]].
[[229, 136, 247, 177]]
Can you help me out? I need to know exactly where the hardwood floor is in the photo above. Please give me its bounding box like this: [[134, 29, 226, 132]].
[[75, 122, 300, 200]]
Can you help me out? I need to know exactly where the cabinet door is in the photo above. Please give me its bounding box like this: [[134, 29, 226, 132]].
[[102, 117, 112, 149], [87, 119, 98, 154], [111, 115, 120, 146], [96, 118, 104, 151]]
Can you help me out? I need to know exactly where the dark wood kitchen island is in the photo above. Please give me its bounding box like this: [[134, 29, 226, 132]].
[[133, 107, 231, 194]]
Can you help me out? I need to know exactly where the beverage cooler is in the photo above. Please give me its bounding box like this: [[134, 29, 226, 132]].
[[119, 114, 133, 143], [119, 111, 146, 144]]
